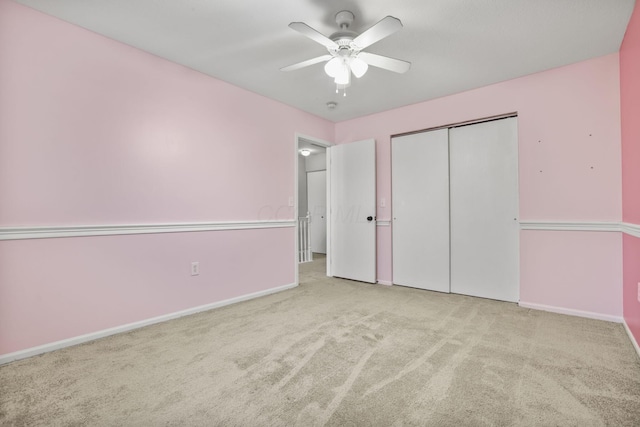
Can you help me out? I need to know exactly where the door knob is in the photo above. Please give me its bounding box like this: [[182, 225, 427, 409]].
[[367, 216, 374, 222]]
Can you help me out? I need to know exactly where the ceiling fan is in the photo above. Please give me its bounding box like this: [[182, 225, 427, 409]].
[[281, 11, 411, 95]]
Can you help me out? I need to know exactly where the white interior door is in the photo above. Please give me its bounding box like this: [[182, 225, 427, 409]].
[[449, 118, 519, 302], [392, 129, 450, 292], [330, 139, 376, 283], [307, 170, 327, 254]]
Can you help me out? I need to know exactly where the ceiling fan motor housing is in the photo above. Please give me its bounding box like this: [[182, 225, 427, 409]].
[[329, 38, 358, 57], [331, 10, 359, 54], [335, 10, 354, 28]]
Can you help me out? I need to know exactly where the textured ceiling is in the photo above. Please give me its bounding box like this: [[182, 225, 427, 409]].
[[14, 0, 636, 122]]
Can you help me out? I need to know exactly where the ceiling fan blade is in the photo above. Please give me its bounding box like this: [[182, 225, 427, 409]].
[[353, 16, 403, 49], [358, 52, 411, 73], [289, 22, 338, 49], [280, 55, 333, 72]]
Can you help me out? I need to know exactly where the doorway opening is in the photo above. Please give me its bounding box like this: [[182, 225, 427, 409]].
[[295, 134, 331, 284]]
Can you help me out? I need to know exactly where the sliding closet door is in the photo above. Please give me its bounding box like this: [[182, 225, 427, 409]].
[[449, 118, 519, 302], [392, 129, 450, 292]]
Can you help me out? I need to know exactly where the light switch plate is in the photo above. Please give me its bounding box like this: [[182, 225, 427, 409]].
[[191, 262, 200, 276]]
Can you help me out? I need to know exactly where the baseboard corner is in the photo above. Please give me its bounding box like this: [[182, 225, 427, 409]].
[[377, 280, 393, 286], [623, 319, 640, 360]]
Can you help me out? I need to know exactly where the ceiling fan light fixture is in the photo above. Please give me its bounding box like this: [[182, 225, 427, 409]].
[[350, 57, 368, 78], [334, 63, 351, 85], [324, 57, 343, 78]]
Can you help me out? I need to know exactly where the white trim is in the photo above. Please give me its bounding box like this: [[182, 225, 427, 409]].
[[295, 134, 300, 285], [519, 301, 623, 323], [326, 150, 332, 278], [623, 319, 640, 360], [377, 280, 393, 286], [519, 221, 640, 238], [621, 222, 640, 238], [519, 221, 620, 232], [15, 219, 625, 241], [0, 220, 295, 241], [0, 282, 297, 365]]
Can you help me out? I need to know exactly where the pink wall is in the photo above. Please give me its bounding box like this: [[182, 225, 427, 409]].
[[520, 231, 622, 316], [620, 0, 640, 343], [0, 1, 332, 226], [0, 0, 332, 356], [0, 229, 294, 353], [335, 54, 623, 317], [623, 234, 640, 340]]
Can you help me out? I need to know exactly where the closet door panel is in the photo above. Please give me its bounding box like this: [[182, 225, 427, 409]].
[[392, 129, 450, 292], [449, 118, 519, 302]]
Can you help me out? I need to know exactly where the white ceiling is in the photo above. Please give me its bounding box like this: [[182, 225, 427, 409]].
[[14, 0, 635, 122]]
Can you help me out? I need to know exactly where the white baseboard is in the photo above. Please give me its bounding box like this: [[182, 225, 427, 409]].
[[518, 301, 623, 323], [0, 282, 297, 366], [377, 280, 393, 286], [623, 319, 640, 360]]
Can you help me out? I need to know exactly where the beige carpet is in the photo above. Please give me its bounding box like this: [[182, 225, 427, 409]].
[[1, 254, 639, 426]]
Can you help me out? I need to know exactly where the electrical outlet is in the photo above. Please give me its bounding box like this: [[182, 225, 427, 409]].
[[380, 198, 386, 208], [637, 282, 640, 302], [288, 196, 294, 207], [191, 262, 200, 276]]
